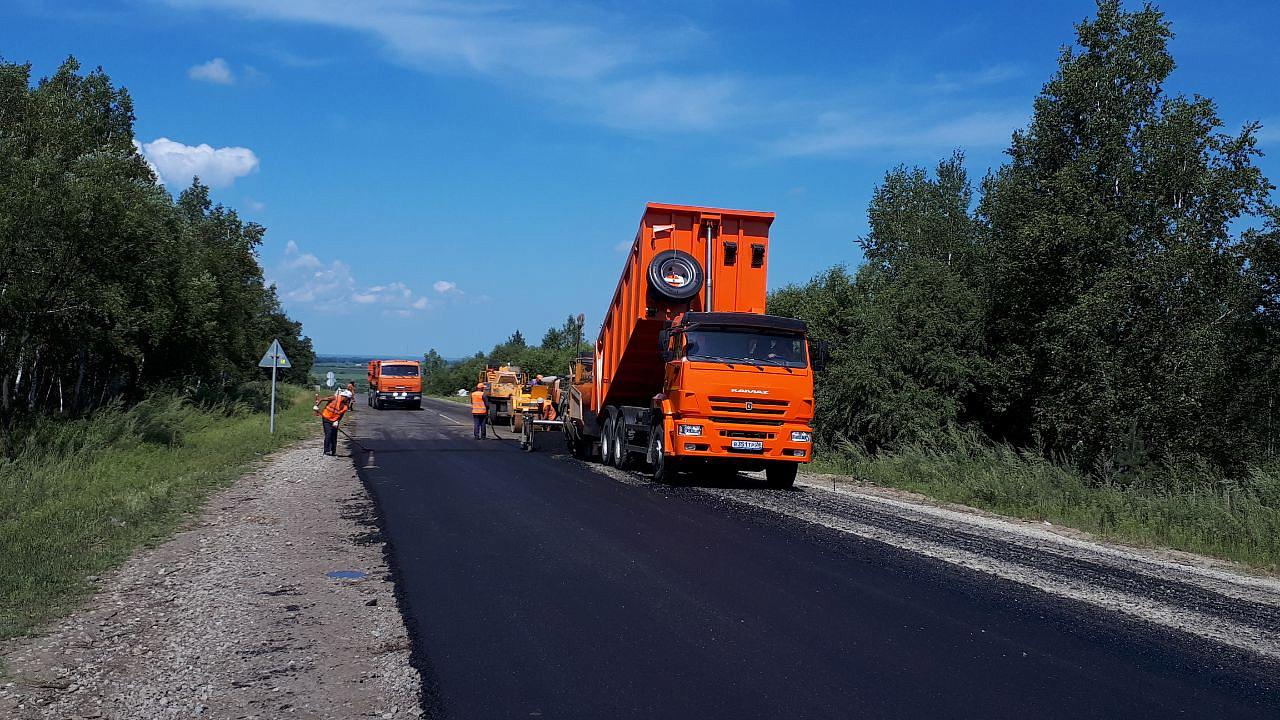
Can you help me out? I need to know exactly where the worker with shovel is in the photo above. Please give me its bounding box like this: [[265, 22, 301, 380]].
[[317, 386, 354, 455]]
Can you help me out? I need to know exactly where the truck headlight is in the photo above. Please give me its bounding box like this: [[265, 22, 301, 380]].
[[790, 431, 812, 442], [677, 424, 703, 437]]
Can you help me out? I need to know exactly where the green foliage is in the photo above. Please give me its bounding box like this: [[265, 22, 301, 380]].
[[772, 155, 994, 452], [0, 387, 315, 639], [0, 56, 313, 420], [813, 437, 1280, 570], [773, 2, 1280, 486], [977, 1, 1276, 470]]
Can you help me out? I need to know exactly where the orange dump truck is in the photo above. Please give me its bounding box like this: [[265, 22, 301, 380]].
[[562, 203, 820, 487], [367, 360, 422, 410]]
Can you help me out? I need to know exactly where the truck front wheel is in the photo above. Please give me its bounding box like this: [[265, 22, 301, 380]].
[[765, 462, 797, 489], [649, 423, 681, 484]]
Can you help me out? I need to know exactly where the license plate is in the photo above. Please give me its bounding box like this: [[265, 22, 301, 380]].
[[731, 440, 764, 450]]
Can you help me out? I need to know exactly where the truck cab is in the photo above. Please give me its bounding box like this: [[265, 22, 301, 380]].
[[656, 312, 814, 475], [367, 360, 423, 410]]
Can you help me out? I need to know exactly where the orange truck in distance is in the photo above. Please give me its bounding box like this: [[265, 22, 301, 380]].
[[367, 360, 422, 410], [561, 203, 821, 488]]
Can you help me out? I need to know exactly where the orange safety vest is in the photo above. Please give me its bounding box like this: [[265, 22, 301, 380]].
[[321, 394, 350, 422], [470, 390, 487, 415]]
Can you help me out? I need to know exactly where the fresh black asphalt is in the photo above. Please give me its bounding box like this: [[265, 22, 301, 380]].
[[351, 397, 1280, 719]]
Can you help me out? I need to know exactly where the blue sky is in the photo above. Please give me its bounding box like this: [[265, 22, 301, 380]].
[[4, 0, 1278, 357]]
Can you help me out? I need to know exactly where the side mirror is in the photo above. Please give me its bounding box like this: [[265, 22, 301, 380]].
[[658, 328, 675, 363], [811, 339, 830, 371]]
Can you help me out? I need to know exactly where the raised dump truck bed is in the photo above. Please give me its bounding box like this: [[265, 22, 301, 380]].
[[563, 203, 817, 488]]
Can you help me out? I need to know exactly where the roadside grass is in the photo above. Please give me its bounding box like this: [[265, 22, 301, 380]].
[[811, 434, 1280, 572], [0, 387, 316, 641], [438, 394, 470, 405]]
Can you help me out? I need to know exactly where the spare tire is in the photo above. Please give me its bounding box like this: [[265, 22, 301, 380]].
[[647, 250, 704, 301]]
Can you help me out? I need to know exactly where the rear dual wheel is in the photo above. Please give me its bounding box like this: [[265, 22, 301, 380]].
[[600, 408, 632, 469]]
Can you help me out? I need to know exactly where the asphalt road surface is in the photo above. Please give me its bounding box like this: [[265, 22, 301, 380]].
[[350, 397, 1280, 719]]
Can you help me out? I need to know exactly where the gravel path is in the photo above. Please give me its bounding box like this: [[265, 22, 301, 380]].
[[0, 439, 421, 720]]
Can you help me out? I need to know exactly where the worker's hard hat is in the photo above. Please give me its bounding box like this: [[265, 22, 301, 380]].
[[339, 388, 353, 398]]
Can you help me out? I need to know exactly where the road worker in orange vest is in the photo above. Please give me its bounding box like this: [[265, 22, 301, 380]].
[[317, 386, 353, 455], [470, 382, 489, 439]]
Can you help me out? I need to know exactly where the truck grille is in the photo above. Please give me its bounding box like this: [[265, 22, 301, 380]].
[[709, 397, 788, 422], [709, 396, 789, 407], [709, 416, 783, 426], [720, 430, 773, 439]]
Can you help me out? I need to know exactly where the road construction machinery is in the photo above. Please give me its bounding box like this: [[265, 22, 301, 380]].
[[479, 365, 524, 429], [561, 203, 820, 488]]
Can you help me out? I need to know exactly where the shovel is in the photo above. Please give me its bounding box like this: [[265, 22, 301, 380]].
[[337, 425, 371, 453]]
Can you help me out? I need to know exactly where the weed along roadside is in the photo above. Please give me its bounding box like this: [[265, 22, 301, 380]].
[[807, 438, 1280, 573], [0, 387, 315, 641], [0, 398, 420, 719]]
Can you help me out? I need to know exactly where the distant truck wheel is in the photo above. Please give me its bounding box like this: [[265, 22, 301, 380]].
[[647, 250, 704, 301], [412, 399, 421, 410]]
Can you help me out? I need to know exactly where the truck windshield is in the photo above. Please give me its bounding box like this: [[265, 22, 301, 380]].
[[380, 365, 419, 377], [684, 329, 808, 368]]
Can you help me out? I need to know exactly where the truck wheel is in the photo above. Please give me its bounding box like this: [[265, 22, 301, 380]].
[[412, 400, 421, 410], [647, 250, 704, 301], [513, 413, 524, 434], [600, 411, 616, 466], [765, 462, 797, 489], [611, 414, 631, 469], [374, 396, 383, 410], [650, 424, 681, 484]]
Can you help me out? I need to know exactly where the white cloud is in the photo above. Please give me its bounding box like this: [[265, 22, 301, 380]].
[[135, 137, 260, 188], [432, 280, 457, 293], [161, 1, 1028, 148], [770, 110, 1027, 158], [270, 242, 435, 316], [162, 0, 719, 132], [188, 57, 234, 84]]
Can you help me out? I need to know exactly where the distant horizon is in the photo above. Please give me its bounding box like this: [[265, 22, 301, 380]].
[[314, 353, 469, 363]]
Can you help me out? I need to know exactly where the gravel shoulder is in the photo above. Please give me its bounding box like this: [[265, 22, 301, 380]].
[[0, 438, 421, 720]]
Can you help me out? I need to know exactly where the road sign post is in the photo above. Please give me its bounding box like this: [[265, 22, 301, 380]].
[[258, 339, 292, 434]]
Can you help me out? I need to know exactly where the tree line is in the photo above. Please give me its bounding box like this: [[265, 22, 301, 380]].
[[770, 1, 1280, 478], [0, 57, 313, 423], [421, 315, 588, 395]]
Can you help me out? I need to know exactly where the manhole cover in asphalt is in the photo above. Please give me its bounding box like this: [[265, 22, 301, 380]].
[[326, 570, 368, 580]]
